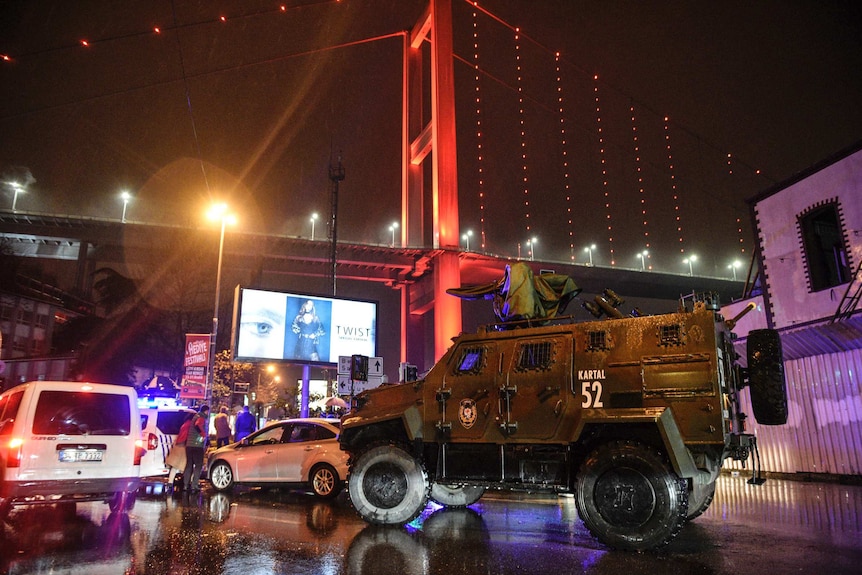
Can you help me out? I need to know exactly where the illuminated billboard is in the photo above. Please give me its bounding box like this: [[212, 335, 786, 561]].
[[231, 286, 377, 365]]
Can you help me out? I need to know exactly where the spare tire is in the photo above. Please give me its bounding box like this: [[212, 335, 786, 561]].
[[747, 329, 788, 425]]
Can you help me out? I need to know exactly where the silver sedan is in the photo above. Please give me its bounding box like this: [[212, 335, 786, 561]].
[[207, 418, 348, 499]]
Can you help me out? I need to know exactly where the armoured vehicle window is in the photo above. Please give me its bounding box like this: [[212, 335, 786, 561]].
[[659, 324, 684, 346], [586, 330, 608, 351], [455, 347, 486, 374], [516, 341, 554, 371]]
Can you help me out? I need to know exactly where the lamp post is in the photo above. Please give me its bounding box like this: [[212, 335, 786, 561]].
[[729, 260, 741, 280], [527, 237, 537, 261], [462, 229, 473, 251], [206, 203, 236, 404], [638, 250, 649, 271], [684, 254, 698, 276], [584, 244, 596, 266], [120, 191, 131, 223], [10, 182, 24, 212], [309, 212, 318, 240], [389, 221, 399, 247]]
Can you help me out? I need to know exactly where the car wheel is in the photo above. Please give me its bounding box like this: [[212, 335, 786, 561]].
[[347, 443, 429, 525], [747, 328, 788, 425], [429, 483, 486, 508], [108, 491, 136, 514], [576, 440, 688, 551], [310, 463, 342, 499], [209, 461, 235, 492]]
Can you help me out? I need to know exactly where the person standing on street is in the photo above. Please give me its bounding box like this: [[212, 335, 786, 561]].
[[214, 405, 232, 447], [183, 405, 210, 493], [235, 405, 256, 442]]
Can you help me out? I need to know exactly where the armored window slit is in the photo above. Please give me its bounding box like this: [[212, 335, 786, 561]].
[[515, 341, 554, 371], [455, 346, 486, 375], [586, 330, 608, 351], [658, 324, 685, 346]]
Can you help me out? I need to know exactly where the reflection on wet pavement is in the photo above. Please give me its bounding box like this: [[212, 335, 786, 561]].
[[1, 476, 860, 574]]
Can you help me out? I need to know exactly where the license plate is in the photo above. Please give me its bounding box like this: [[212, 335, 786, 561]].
[[59, 449, 104, 462]]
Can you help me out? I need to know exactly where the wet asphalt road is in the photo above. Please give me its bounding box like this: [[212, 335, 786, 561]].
[[1, 474, 861, 575]]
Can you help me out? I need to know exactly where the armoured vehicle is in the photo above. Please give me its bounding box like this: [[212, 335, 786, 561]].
[[339, 264, 787, 551]]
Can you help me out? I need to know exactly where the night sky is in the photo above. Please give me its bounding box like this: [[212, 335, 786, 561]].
[[1, 0, 860, 278]]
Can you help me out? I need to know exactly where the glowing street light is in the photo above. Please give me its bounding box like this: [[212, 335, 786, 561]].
[[462, 229, 473, 251], [309, 212, 318, 241], [729, 260, 742, 280], [683, 254, 698, 276], [205, 203, 236, 403], [9, 182, 24, 212], [526, 237, 538, 261], [638, 250, 649, 271], [120, 191, 131, 223], [584, 244, 596, 266], [389, 221, 399, 247]]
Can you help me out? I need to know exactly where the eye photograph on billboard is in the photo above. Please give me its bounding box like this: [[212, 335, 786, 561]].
[[231, 286, 377, 365]]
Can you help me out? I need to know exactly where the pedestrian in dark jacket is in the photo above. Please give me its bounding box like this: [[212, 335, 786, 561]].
[[235, 405, 256, 442]]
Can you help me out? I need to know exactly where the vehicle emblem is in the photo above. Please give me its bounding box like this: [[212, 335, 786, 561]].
[[459, 398, 477, 429]]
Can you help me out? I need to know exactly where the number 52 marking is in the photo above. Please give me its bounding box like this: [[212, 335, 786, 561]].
[[581, 381, 604, 408]]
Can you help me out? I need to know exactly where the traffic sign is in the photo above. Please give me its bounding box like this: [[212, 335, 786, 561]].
[[337, 374, 383, 396], [368, 357, 384, 377], [337, 356, 352, 375]]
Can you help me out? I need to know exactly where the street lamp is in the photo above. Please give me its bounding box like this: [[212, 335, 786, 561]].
[[683, 254, 698, 276], [527, 237, 537, 261], [309, 212, 318, 241], [638, 250, 649, 271], [206, 203, 236, 404], [729, 260, 742, 280], [389, 221, 399, 247], [462, 229, 473, 251], [9, 182, 24, 212], [584, 244, 596, 266], [120, 191, 131, 223]]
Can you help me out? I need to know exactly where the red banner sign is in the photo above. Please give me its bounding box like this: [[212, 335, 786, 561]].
[[181, 333, 210, 400]]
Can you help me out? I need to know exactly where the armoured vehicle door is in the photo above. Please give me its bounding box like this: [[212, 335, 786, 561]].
[[498, 331, 572, 440], [437, 342, 499, 440]]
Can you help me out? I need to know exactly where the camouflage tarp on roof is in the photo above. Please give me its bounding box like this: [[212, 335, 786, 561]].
[[447, 262, 581, 327]]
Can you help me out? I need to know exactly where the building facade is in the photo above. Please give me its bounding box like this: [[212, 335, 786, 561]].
[[723, 141, 862, 478]]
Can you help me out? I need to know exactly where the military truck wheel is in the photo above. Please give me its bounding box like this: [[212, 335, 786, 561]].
[[429, 483, 486, 508], [747, 329, 788, 425], [575, 440, 688, 551], [686, 480, 716, 520], [348, 443, 430, 525]]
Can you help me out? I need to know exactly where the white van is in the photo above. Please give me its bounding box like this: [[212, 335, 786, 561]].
[[0, 381, 145, 518]]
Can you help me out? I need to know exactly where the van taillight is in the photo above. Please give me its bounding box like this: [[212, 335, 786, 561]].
[[7, 437, 24, 468], [134, 439, 146, 466], [147, 432, 158, 450]]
